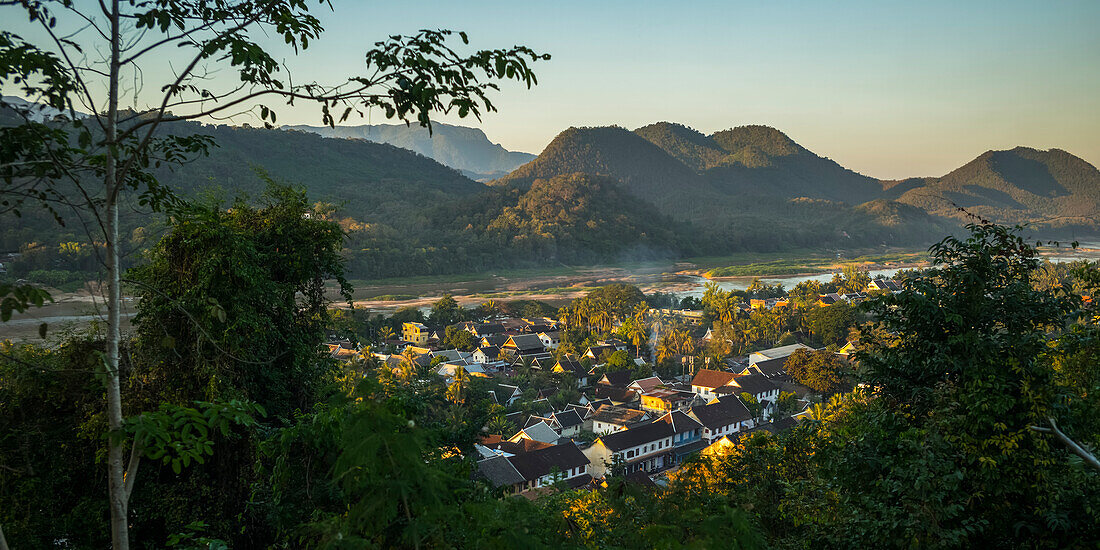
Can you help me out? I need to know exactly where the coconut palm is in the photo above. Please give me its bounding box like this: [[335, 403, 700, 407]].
[[378, 326, 395, 343]]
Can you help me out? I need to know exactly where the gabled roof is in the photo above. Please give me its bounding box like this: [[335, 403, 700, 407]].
[[504, 334, 546, 352], [538, 331, 562, 340], [598, 420, 673, 452], [477, 455, 525, 487], [642, 387, 694, 404], [598, 370, 633, 387], [566, 403, 593, 419], [629, 376, 664, 393], [654, 410, 703, 434], [551, 409, 583, 429], [730, 373, 778, 395], [691, 368, 738, 389], [475, 345, 502, 358], [590, 405, 649, 426], [511, 421, 559, 444], [593, 385, 639, 403], [749, 357, 790, 378], [585, 344, 616, 359], [430, 349, 469, 361], [480, 335, 509, 347], [688, 395, 753, 429], [471, 322, 506, 335], [553, 356, 587, 377], [508, 443, 589, 481]]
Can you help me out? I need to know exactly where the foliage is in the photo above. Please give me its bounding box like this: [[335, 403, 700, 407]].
[[783, 349, 850, 397]]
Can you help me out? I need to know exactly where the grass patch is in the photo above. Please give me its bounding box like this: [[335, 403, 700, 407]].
[[704, 252, 928, 278]]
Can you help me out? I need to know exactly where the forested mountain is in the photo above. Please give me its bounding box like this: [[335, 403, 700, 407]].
[[895, 147, 1100, 227], [3, 100, 1097, 282], [282, 122, 535, 180], [493, 126, 717, 214]]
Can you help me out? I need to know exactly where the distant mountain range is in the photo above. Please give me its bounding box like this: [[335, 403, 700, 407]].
[[3, 98, 1098, 280], [282, 122, 535, 181], [496, 122, 1100, 233]]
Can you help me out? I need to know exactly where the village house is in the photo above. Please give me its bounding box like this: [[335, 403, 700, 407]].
[[546, 410, 584, 437], [401, 322, 430, 346], [639, 388, 696, 414], [742, 356, 793, 381], [690, 368, 740, 398], [583, 411, 704, 478], [537, 331, 561, 349], [590, 405, 650, 434], [551, 355, 589, 388], [502, 334, 546, 356], [596, 370, 633, 387], [688, 395, 755, 441], [489, 383, 522, 407], [476, 441, 592, 496], [471, 345, 502, 364], [627, 376, 664, 394], [715, 373, 780, 411], [592, 385, 639, 405], [462, 321, 506, 338], [509, 420, 561, 445]]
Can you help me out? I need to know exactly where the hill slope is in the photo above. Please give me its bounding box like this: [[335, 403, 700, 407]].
[[282, 122, 534, 179], [897, 147, 1100, 226]]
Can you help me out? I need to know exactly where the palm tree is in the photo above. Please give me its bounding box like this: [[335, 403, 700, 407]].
[[630, 325, 647, 358], [807, 402, 830, 423], [482, 299, 499, 319], [378, 326, 395, 343], [447, 366, 468, 404]]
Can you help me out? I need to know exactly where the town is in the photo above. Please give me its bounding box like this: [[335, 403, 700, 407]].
[[322, 270, 899, 498]]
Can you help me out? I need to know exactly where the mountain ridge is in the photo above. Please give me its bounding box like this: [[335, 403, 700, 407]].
[[282, 122, 535, 180]]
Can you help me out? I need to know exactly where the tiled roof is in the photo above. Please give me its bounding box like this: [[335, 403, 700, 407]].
[[730, 373, 779, 395], [630, 376, 664, 393], [751, 357, 790, 378], [552, 409, 584, 428], [593, 385, 639, 403], [599, 370, 633, 387], [477, 455, 525, 487], [504, 334, 545, 352], [688, 395, 752, 429], [691, 368, 738, 389], [598, 420, 673, 452], [508, 443, 589, 481]]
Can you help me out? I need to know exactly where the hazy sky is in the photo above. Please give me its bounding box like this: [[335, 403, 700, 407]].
[[6, 1, 1100, 179]]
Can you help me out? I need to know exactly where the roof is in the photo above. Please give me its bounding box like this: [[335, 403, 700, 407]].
[[629, 376, 664, 393], [750, 357, 790, 378], [642, 388, 693, 403], [593, 385, 639, 403], [750, 343, 813, 363], [472, 322, 505, 335], [480, 335, 508, 347], [551, 409, 584, 429], [598, 419, 674, 452], [475, 345, 502, 358], [477, 455, 525, 487], [654, 410, 703, 434], [504, 334, 546, 352], [688, 395, 753, 429], [585, 344, 616, 359], [673, 438, 710, 456], [507, 443, 589, 481], [553, 356, 587, 376], [730, 373, 779, 396], [598, 370, 633, 387], [591, 405, 648, 426], [538, 331, 561, 340], [691, 368, 738, 389], [513, 421, 560, 444], [430, 349, 468, 361]]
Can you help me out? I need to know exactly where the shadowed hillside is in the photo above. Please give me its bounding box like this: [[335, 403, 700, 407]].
[[898, 147, 1100, 226]]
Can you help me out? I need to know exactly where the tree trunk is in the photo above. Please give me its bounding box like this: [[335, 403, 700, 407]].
[[105, 1, 130, 548], [0, 521, 10, 550]]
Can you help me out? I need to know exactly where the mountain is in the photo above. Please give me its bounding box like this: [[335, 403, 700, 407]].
[[634, 122, 885, 205], [492, 126, 725, 220], [896, 147, 1100, 227], [281, 122, 535, 180]]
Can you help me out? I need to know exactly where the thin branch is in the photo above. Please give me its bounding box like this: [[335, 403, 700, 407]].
[[123, 437, 141, 500], [1032, 416, 1100, 472]]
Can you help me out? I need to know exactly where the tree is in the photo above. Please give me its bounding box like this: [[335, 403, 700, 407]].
[[444, 325, 476, 351], [783, 349, 849, 398], [804, 302, 858, 347], [429, 294, 465, 327], [2, 2, 547, 547]]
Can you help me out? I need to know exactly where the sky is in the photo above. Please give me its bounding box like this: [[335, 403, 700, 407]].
[[5, 0, 1100, 179]]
